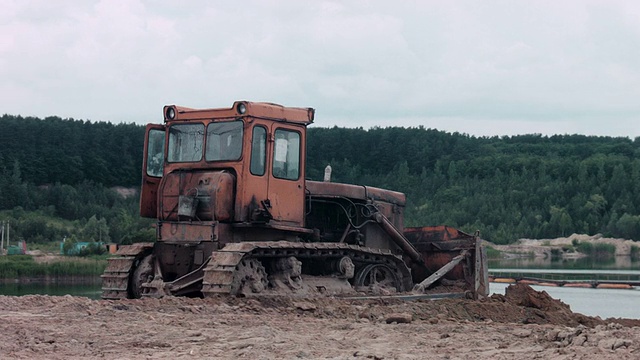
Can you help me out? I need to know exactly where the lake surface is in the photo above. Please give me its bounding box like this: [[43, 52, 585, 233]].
[[490, 282, 640, 319], [489, 256, 640, 270], [489, 257, 640, 319]]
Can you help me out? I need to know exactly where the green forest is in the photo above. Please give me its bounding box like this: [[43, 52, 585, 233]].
[[0, 115, 151, 249], [1, 114, 640, 246]]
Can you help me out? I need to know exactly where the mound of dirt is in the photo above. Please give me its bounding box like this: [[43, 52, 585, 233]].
[[487, 283, 602, 327], [503, 282, 568, 311]]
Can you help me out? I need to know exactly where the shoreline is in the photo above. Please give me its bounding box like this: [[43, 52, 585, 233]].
[[0, 275, 101, 285], [489, 233, 640, 260]]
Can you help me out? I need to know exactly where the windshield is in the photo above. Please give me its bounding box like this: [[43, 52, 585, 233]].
[[205, 121, 243, 161], [167, 123, 204, 162]]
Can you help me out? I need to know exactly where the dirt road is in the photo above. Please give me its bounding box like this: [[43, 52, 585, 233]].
[[0, 284, 638, 359]]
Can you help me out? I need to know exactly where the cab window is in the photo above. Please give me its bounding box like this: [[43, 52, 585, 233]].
[[146, 129, 165, 177], [168, 123, 204, 162], [272, 129, 300, 180], [250, 126, 267, 176], [205, 121, 243, 161]]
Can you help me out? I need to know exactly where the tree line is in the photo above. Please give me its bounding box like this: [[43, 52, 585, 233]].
[[1, 114, 640, 245], [306, 127, 640, 243], [0, 114, 143, 187]]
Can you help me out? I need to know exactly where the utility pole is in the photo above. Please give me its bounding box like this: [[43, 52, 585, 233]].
[[0, 221, 4, 254]]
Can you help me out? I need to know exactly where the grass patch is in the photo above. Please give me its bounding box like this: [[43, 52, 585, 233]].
[[27, 242, 63, 254], [630, 244, 640, 260], [561, 245, 575, 252], [574, 241, 616, 259], [0, 255, 107, 278], [485, 246, 502, 259], [550, 248, 562, 259]]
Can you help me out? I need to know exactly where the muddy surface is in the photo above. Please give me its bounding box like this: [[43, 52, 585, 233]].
[[0, 284, 638, 359]]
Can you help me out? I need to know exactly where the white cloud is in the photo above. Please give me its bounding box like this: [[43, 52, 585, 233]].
[[1, 0, 639, 137]]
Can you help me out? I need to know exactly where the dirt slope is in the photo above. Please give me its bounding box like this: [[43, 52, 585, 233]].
[[0, 284, 638, 359]]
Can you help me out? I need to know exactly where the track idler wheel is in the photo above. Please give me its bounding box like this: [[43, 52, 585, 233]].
[[354, 264, 401, 294], [336, 257, 355, 279], [129, 254, 154, 299]]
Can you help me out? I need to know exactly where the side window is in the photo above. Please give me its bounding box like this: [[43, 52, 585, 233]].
[[250, 126, 266, 176], [146, 129, 165, 177], [168, 123, 204, 162], [272, 129, 300, 180]]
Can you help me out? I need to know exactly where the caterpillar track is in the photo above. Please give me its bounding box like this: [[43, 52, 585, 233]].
[[201, 241, 413, 297], [100, 243, 154, 300], [102, 231, 485, 300], [102, 241, 418, 300]]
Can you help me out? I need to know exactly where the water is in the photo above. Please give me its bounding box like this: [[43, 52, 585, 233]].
[[489, 257, 640, 319], [491, 282, 640, 319], [489, 256, 640, 270]]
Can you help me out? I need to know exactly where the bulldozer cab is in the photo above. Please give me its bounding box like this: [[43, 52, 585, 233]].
[[139, 101, 315, 228]]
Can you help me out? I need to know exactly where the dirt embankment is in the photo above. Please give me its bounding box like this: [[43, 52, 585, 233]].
[[490, 233, 638, 259], [0, 284, 638, 359]]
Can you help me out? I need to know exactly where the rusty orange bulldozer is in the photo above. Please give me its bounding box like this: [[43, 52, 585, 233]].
[[102, 101, 488, 300]]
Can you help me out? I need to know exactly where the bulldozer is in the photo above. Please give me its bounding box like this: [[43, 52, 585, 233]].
[[101, 101, 488, 300]]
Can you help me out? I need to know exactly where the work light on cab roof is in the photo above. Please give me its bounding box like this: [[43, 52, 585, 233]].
[[165, 106, 176, 120], [237, 102, 247, 114]]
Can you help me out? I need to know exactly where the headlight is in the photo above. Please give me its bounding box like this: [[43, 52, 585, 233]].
[[166, 107, 176, 120], [237, 103, 247, 115]]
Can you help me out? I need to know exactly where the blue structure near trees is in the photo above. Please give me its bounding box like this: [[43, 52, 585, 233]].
[[60, 241, 106, 256]]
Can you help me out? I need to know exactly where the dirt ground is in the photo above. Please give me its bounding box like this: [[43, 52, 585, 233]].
[[0, 284, 638, 359]]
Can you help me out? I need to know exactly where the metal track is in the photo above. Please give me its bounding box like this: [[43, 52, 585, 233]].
[[101, 256, 136, 300], [100, 243, 155, 300], [201, 241, 413, 297]]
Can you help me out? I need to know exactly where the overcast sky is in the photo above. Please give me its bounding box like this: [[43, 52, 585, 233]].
[[2, 1, 640, 137]]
